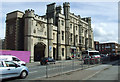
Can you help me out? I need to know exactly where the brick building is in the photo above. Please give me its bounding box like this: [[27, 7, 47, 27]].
[[94, 41, 120, 56]]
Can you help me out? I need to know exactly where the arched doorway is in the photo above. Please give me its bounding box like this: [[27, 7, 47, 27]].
[[34, 43, 46, 61]]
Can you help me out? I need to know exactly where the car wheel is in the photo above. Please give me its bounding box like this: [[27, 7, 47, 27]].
[[20, 71, 28, 79]]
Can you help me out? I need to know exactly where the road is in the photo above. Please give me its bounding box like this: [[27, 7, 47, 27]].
[[3, 59, 119, 81], [23, 60, 85, 80], [87, 60, 120, 80], [3, 59, 97, 81]]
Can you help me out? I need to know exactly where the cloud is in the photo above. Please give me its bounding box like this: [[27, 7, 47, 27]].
[[92, 22, 118, 43], [0, 23, 5, 39], [70, 2, 118, 23], [0, 2, 118, 43]]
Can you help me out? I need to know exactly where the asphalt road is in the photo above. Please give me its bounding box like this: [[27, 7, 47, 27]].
[[24, 60, 85, 80], [3, 60, 98, 81], [3, 58, 117, 81], [88, 60, 120, 80]]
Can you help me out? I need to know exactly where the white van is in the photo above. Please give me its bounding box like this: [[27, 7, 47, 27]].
[[0, 55, 26, 66], [82, 50, 100, 57], [82, 50, 101, 64]]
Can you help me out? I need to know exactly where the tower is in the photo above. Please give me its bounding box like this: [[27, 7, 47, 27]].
[[5, 11, 24, 50], [24, 9, 35, 62], [46, 3, 56, 25], [63, 2, 70, 59]]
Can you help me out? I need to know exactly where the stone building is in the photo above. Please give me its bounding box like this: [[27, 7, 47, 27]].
[[5, 2, 94, 62]]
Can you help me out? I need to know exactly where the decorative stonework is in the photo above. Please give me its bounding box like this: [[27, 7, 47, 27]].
[[36, 21, 45, 32]]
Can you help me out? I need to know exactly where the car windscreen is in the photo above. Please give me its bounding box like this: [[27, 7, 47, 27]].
[[12, 57, 20, 61], [89, 52, 100, 55], [48, 58, 53, 61]]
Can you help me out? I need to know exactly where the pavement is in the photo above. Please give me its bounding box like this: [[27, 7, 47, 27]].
[[27, 59, 120, 80]]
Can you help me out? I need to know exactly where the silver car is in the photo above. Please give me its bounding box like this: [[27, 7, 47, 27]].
[[0, 61, 28, 80]]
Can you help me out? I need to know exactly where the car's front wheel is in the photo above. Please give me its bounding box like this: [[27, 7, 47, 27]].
[[20, 71, 28, 79]]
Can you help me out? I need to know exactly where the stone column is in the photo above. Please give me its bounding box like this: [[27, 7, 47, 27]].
[[57, 19, 61, 60], [47, 18, 53, 58], [63, 2, 70, 59]]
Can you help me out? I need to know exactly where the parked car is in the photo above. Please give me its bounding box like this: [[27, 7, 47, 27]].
[[40, 57, 55, 65], [100, 54, 108, 57], [0, 61, 29, 80], [0, 55, 26, 66], [84, 55, 101, 64], [66, 56, 72, 60], [100, 54, 109, 63]]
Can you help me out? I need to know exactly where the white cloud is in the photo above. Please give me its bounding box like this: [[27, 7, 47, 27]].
[[0, 24, 5, 39], [1, 0, 120, 2], [0, 2, 118, 43], [92, 22, 118, 43]]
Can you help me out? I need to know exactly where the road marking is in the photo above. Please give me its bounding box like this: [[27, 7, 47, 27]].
[[29, 71, 38, 74]]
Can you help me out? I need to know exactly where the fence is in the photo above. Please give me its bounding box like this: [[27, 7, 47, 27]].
[[44, 58, 102, 78]]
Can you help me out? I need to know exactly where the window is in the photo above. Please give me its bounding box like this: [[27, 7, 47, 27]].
[[61, 20, 64, 26], [12, 57, 20, 61], [102, 45, 104, 49], [96, 44, 99, 50], [81, 29, 83, 33], [62, 48, 64, 56], [99, 45, 101, 50], [76, 26, 77, 30], [5, 61, 16, 67], [111, 44, 115, 48], [70, 24, 72, 29], [76, 35, 78, 43], [53, 33, 55, 41], [82, 37, 84, 44], [0, 62, 4, 67], [79, 36, 81, 43], [71, 33, 72, 42], [62, 31, 64, 40]]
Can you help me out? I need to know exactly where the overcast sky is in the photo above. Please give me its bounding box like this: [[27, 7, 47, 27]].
[[0, 1, 118, 43]]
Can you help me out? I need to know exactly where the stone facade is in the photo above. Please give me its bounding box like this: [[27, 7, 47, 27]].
[[5, 2, 94, 62]]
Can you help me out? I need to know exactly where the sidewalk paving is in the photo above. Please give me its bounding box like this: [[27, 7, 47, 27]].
[[37, 65, 112, 80]]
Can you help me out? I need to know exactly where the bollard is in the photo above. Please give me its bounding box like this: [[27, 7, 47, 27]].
[[81, 59, 84, 70], [46, 64, 48, 78], [72, 58, 74, 70], [93, 58, 95, 65], [88, 58, 90, 68]]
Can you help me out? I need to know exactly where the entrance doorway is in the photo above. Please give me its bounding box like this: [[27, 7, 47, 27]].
[[34, 43, 46, 61]]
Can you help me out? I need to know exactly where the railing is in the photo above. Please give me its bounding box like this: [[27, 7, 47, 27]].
[[44, 58, 102, 78]]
